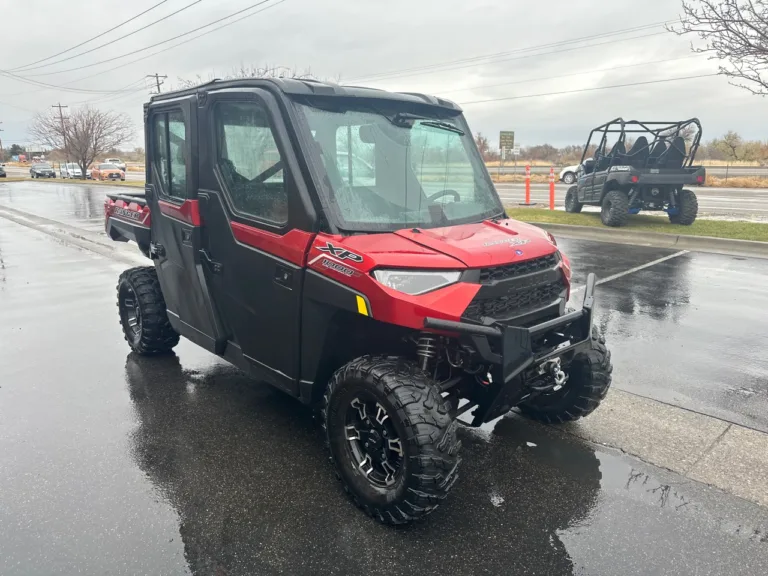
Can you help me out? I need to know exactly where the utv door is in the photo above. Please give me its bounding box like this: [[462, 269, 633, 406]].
[[146, 98, 223, 350], [196, 90, 315, 395]]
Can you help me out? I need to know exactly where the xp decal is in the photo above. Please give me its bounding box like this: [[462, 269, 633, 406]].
[[315, 242, 363, 263]]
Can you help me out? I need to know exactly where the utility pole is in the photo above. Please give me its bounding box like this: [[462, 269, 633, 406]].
[[0, 121, 4, 161], [52, 103, 69, 166], [146, 73, 167, 94]]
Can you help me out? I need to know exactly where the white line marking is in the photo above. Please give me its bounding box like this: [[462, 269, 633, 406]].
[[571, 250, 689, 293]]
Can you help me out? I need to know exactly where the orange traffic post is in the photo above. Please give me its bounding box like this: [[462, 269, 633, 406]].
[[519, 164, 535, 205], [549, 166, 555, 210]]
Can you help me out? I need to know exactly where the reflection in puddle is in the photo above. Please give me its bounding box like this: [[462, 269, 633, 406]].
[[124, 354, 768, 576]]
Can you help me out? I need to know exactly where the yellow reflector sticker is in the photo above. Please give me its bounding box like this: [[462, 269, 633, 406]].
[[356, 295, 369, 316]]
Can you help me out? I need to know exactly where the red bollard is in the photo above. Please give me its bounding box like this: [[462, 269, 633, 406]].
[[525, 164, 531, 204], [549, 166, 555, 210], [519, 164, 535, 206]]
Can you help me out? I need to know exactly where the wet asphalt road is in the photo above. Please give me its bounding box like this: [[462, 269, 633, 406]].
[[2, 181, 767, 432], [2, 183, 768, 574]]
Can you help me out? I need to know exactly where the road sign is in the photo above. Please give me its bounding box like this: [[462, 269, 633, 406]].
[[499, 131, 515, 154], [512, 145, 521, 156]]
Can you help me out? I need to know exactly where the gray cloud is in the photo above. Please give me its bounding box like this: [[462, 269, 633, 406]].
[[1, 0, 766, 150]]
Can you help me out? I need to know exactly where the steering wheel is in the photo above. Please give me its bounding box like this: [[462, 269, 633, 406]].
[[428, 189, 461, 203]]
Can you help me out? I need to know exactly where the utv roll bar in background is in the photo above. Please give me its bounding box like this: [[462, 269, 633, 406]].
[[580, 118, 702, 169]]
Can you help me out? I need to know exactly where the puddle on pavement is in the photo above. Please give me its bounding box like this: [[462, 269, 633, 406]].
[[119, 352, 768, 576]]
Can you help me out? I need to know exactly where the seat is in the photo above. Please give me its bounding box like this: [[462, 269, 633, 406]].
[[607, 141, 626, 168], [663, 137, 686, 169], [625, 136, 649, 169], [646, 140, 667, 167]]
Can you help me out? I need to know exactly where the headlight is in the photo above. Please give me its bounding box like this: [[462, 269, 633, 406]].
[[372, 269, 461, 295]]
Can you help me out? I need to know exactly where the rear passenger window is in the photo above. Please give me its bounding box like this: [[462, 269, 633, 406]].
[[152, 110, 187, 199], [214, 102, 287, 225]]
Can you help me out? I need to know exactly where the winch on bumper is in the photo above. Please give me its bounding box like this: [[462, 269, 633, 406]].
[[424, 273, 597, 426]]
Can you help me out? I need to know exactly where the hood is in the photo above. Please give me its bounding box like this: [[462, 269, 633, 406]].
[[392, 219, 557, 268]]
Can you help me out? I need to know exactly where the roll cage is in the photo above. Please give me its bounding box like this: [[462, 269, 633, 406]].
[[580, 118, 702, 172]]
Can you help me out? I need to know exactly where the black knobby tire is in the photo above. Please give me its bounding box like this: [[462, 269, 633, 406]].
[[600, 190, 630, 227], [563, 172, 576, 185], [668, 188, 698, 225], [565, 186, 583, 213], [117, 266, 179, 355], [323, 356, 461, 525], [518, 327, 612, 424]]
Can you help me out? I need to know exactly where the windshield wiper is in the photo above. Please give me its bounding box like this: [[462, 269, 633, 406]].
[[390, 112, 465, 135], [419, 120, 465, 135]]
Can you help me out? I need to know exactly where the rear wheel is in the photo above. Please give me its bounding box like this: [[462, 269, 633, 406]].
[[669, 188, 698, 225], [600, 190, 630, 227], [518, 327, 612, 423], [117, 266, 179, 355], [565, 186, 583, 213], [323, 356, 461, 525]]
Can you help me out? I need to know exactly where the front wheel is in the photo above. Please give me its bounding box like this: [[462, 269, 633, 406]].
[[669, 189, 698, 225], [562, 172, 576, 184], [600, 190, 630, 227], [117, 266, 179, 355], [565, 185, 583, 213], [518, 327, 612, 423], [324, 356, 461, 525]]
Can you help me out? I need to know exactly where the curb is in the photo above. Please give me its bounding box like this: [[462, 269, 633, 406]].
[[528, 222, 768, 260]]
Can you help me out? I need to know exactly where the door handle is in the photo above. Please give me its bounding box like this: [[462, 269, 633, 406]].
[[200, 249, 223, 274], [274, 265, 293, 288]]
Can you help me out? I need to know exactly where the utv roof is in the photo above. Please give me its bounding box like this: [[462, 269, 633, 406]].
[[148, 78, 462, 111], [591, 117, 702, 134]]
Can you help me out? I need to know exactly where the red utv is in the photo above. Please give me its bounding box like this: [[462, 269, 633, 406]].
[[105, 79, 612, 524]]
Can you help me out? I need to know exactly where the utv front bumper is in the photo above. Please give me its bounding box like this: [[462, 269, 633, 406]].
[[425, 273, 597, 425]]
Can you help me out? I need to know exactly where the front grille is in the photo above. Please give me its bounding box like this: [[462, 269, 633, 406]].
[[479, 253, 559, 284], [463, 279, 563, 321]]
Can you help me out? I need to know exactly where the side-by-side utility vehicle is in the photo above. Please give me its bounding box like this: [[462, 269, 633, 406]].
[[105, 79, 613, 524], [566, 118, 705, 227]]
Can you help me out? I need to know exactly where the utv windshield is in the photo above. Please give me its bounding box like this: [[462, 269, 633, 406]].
[[296, 101, 503, 232]]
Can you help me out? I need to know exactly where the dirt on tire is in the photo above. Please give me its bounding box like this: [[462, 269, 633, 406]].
[[565, 186, 583, 213], [323, 355, 461, 525], [668, 188, 698, 225], [600, 190, 630, 227], [117, 266, 180, 355]]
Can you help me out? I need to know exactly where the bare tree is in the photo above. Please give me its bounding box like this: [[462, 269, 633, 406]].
[[176, 63, 322, 89], [669, 1, 768, 96], [30, 106, 134, 178]]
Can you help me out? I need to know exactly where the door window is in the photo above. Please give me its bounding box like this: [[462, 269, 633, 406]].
[[214, 102, 287, 224], [152, 110, 187, 199]]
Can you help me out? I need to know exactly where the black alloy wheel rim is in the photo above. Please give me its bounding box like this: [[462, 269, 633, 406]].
[[344, 394, 404, 488], [120, 284, 142, 339]]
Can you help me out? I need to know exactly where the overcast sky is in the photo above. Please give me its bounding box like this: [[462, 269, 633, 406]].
[[1, 0, 766, 151]]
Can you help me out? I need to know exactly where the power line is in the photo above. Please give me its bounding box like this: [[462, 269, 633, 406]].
[[0, 0, 284, 100], [18, 0, 282, 78], [349, 30, 670, 86], [438, 54, 704, 95], [345, 20, 677, 84], [15, 0, 204, 73], [458, 73, 720, 106], [67, 0, 288, 83], [10, 1, 171, 72]]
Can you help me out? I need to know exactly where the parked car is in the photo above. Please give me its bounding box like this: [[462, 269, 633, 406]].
[[559, 163, 582, 184], [60, 163, 83, 179], [105, 157, 127, 172], [0, 164, 6, 178], [91, 163, 126, 182], [30, 163, 56, 178]]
